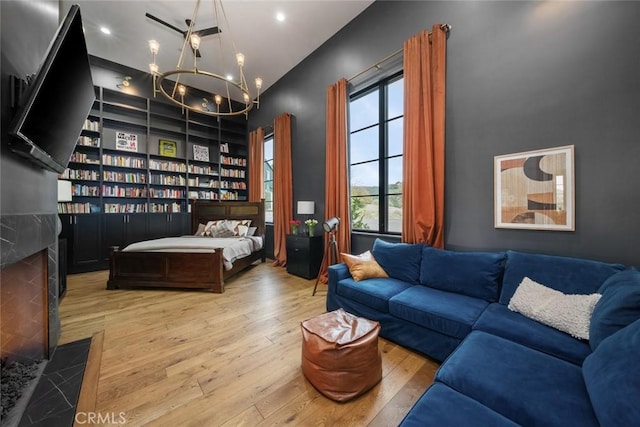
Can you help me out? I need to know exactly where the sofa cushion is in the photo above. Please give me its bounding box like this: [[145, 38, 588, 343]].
[[389, 286, 488, 339], [508, 277, 601, 340], [336, 277, 414, 313], [499, 250, 624, 305], [419, 247, 505, 302], [436, 331, 599, 427], [589, 268, 640, 350], [474, 303, 591, 365], [399, 383, 519, 427], [583, 318, 640, 426], [371, 239, 422, 284]]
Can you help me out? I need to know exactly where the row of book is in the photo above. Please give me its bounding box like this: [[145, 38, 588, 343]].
[[77, 136, 100, 147], [102, 185, 147, 198], [150, 174, 186, 186], [220, 190, 242, 201], [220, 181, 247, 190], [102, 154, 146, 169], [72, 184, 100, 196], [149, 203, 185, 213], [149, 159, 187, 172], [188, 191, 218, 200], [221, 168, 246, 178], [60, 169, 99, 181], [104, 203, 147, 213], [220, 155, 247, 167], [70, 152, 100, 164], [57, 202, 99, 214], [149, 188, 186, 199], [82, 119, 100, 132], [188, 164, 218, 175], [103, 171, 147, 183]]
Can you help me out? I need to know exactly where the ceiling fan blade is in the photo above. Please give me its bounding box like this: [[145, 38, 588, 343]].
[[145, 12, 184, 35], [194, 26, 220, 37]]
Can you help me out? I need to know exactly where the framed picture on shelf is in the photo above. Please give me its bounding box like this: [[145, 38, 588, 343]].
[[159, 139, 177, 157], [115, 131, 138, 152], [494, 145, 574, 231], [193, 144, 210, 162]]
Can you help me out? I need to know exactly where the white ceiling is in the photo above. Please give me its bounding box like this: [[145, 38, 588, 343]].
[[61, 0, 373, 100]]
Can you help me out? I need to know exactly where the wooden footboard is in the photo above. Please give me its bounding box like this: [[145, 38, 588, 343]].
[[107, 247, 226, 292]]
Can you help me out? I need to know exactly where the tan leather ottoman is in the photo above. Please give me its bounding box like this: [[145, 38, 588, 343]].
[[301, 308, 382, 402]]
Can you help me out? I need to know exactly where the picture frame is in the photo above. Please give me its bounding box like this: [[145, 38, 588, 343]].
[[193, 144, 210, 162], [159, 139, 177, 157], [115, 131, 138, 152], [494, 145, 574, 231]]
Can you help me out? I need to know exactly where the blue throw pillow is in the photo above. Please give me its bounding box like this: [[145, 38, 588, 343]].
[[589, 268, 640, 351], [499, 251, 625, 305], [583, 318, 640, 426], [420, 247, 505, 302], [371, 239, 422, 284]]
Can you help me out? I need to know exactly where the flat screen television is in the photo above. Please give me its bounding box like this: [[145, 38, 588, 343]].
[[8, 4, 95, 174]]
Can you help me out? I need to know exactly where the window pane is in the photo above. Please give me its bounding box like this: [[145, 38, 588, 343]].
[[350, 89, 379, 131], [387, 78, 403, 119], [388, 117, 403, 157], [264, 181, 273, 223], [350, 126, 379, 164], [387, 156, 403, 192], [264, 138, 273, 161], [264, 160, 273, 181], [386, 195, 402, 233], [351, 196, 379, 232], [350, 161, 379, 189]]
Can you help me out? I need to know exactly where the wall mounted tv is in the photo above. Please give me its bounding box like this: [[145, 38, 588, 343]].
[[8, 4, 95, 174]]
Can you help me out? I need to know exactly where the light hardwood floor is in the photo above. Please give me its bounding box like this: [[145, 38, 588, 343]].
[[60, 262, 438, 426]]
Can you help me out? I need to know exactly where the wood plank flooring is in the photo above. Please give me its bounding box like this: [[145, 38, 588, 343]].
[[60, 262, 438, 426]]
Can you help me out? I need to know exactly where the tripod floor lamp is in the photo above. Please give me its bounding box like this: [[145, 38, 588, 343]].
[[313, 217, 340, 296]]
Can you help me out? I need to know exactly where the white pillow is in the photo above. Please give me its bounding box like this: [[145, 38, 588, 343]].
[[508, 277, 601, 340]]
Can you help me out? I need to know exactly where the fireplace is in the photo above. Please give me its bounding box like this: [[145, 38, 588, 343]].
[[0, 214, 60, 363]]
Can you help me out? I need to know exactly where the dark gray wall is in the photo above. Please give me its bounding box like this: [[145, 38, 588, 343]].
[[249, 0, 640, 267], [1, 0, 59, 215]]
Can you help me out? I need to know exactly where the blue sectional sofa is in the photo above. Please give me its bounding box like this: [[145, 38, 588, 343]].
[[326, 239, 640, 426]]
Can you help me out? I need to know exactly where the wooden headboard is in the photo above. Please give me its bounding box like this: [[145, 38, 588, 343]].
[[189, 200, 266, 236]]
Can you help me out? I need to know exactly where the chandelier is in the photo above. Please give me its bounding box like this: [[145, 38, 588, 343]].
[[148, 0, 262, 117]]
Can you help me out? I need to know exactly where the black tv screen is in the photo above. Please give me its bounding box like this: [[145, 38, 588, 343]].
[[8, 4, 95, 174]]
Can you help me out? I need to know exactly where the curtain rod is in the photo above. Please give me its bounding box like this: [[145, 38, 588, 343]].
[[347, 23, 451, 83]]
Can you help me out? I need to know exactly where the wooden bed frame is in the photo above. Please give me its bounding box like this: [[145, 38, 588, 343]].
[[107, 200, 266, 293]]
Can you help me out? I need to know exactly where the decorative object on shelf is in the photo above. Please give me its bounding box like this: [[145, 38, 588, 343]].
[[193, 144, 210, 162], [115, 131, 138, 152], [290, 219, 300, 235], [305, 219, 318, 236], [159, 139, 177, 157], [494, 145, 574, 231], [57, 180, 73, 235], [147, 0, 263, 117], [313, 217, 341, 296]]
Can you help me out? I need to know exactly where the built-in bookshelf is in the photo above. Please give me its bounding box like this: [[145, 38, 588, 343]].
[[57, 85, 248, 216]]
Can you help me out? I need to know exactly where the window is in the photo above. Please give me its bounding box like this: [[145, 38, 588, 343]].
[[264, 136, 274, 223], [349, 73, 403, 233]]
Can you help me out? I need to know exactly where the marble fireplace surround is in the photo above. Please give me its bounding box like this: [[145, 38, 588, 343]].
[[1, 214, 60, 362]]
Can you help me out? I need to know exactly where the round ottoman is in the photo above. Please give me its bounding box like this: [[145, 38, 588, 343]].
[[301, 308, 382, 402]]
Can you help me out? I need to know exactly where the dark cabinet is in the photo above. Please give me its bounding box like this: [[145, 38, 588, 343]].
[[147, 213, 191, 240], [60, 214, 103, 273], [101, 213, 148, 260], [286, 235, 324, 279]]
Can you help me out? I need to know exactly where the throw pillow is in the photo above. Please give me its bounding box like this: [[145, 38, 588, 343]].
[[194, 223, 206, 236], [211, 226, 235, 238], [589, 268, 640, 351], [247, 226, 257, 237], [371, 239, 422, 284], [508, 277, 601, 340], [203, 220, 224, 236], [341, 251, 388, 282]]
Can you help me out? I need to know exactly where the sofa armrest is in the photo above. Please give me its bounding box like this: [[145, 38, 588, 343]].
[[328, 263, 351, 294]]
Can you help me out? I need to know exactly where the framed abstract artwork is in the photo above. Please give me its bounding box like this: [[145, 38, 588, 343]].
[[494, 145, 574, 231]]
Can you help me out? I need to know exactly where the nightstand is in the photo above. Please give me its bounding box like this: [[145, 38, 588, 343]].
[[286, 234, 324, 279]]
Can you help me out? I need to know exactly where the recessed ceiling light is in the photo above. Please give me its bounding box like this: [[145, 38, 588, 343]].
[[276, 12, 285, 22], [100, 26, 111, 35]]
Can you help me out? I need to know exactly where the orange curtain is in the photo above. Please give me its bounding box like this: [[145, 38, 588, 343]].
[[272, 113, 293, 266], [402, 25, 447, 248], [318, 79, 351, 281], [248, 127, 264, 202]]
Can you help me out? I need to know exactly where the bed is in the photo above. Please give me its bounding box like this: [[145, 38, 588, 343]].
[[107, 200, 266, 293]]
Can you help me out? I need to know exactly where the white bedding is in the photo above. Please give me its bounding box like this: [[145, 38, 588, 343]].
[[122, 236, 264, 270]]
